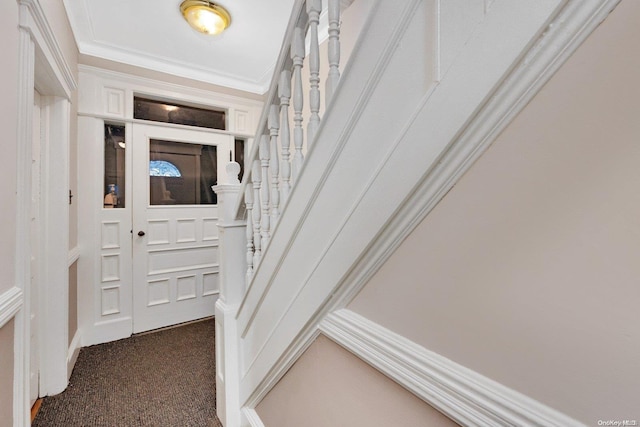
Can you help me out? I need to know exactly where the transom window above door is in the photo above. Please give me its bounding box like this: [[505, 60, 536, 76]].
[[134, 97, 226, 130]]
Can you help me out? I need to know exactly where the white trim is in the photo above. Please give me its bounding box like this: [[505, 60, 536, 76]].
[[67, 329, 81, 378], [320, 310, 585, 427], [242, 408, 266, 427], [77, 64, 264, 113], [330, 0, 623, 312], [76, 114, 256, 139], [68, 246, 81, 267], [16, 2, 77, 421], [235, 0, 622, 411], [0, 288, 23, 329], [19, 0, 77, 97], [77, 41, 268, 95], [15, 23, 35, 427]]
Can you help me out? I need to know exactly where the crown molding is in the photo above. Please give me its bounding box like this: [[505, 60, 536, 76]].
[[77, 41, 270, 95]]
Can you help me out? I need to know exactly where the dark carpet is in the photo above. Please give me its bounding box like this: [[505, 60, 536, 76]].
[[33, 319, 222, 427]]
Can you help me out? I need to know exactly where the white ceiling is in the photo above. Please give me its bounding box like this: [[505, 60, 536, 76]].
[[63, 0, 297, 94]]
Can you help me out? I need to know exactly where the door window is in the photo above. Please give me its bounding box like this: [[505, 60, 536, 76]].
[[104, 124, 126, 208], [149, 139, 218, 205]]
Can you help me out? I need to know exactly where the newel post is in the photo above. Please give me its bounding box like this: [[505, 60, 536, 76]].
[[212, 161, 245, 427]]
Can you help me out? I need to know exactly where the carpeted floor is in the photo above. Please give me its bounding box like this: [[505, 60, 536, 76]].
[[33, 318, 222, 427]]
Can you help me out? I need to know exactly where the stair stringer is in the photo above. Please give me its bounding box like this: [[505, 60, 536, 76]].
[[234, 0, 621, 418]]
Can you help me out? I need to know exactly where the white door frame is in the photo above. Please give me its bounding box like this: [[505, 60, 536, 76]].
[[16, 1, 77, 425]]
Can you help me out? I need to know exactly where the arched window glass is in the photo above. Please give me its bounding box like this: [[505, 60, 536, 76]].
[[149, 160, 182, 177]]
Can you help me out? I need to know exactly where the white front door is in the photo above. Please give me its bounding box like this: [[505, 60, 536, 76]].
[[132, 124, 231, 333]]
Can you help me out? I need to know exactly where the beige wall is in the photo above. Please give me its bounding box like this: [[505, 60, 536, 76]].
[[349, 0, 640, 424], [0, 0, 20, 295], [0, 0, 20, 422], [0, 320, 15, 427], [256, 334, 457, 427]]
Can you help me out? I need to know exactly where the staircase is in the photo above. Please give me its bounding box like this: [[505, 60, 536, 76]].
[[213, 0, 620, 425]]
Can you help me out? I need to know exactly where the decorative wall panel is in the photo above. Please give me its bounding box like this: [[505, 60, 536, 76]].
[[101, 221, 120, 249], [103, 87, 125, 117], [101, 286, 120, 315], [177, 219, 197, 243], [177, 275, 197, 301], [147, 279, 171, 306], [203, 217, 218, 241], [148, 245, 218, 274], [101, 254, 120, 282], [148, 219, 171, 245], [203, 272, 219, 296]]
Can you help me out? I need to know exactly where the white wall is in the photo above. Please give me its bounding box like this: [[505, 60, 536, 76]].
[[349, 0, 640, 423]]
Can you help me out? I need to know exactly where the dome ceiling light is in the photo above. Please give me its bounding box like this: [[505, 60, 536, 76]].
[[180, 1, 231, 36]]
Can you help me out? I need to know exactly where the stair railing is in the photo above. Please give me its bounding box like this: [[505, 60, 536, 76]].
[[234, 0, 344, 285], [216, 2, 346, 425]]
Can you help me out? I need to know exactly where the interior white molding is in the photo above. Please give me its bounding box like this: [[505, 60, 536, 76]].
[[235, 0, 622, 412], [14, 24, 36, 427], [243, 408, 266, 427], [78, 43, 268, 94], [0, 287, 23, 329], [67, 329, 82, 379], [19, 0, 77, 97], [330, 0, 624, 311], [320, 310, 585, 427], [16, 2, 77, 424], [77, 64, 265, 105], [68, 246, 81, 267]]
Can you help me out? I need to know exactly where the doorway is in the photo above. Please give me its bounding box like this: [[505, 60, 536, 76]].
[[131, 124, 232, 333]]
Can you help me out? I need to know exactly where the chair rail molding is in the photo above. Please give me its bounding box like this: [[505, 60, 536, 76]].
[[242, 408, 267, 427], [0, 287, 23, 329], [320, 310, 585, 427]]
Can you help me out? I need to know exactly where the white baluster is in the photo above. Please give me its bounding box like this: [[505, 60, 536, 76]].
[[326, 0, 341, 104], [251, 160, 262, 266], [268, 106, 280, 228], [307, 0, 322, 146], [259, 134, 271, 249], [245, 185, 254, 283], [291, 25, 305, 181], [279, 69, 292, 204]]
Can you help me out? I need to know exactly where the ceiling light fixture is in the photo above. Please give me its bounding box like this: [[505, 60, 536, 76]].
[[180, 1, 231, 36]]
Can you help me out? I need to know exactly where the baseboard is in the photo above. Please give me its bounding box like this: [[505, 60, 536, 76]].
[[81, 317, 132, 346], [0, 287, 23, 329], [242, 408, 266, 427], [67, 329, 82, 379], [320, 309, 585, 427]]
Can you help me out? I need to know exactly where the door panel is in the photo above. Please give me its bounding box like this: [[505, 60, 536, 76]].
[[132, 124, 231, 333]]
